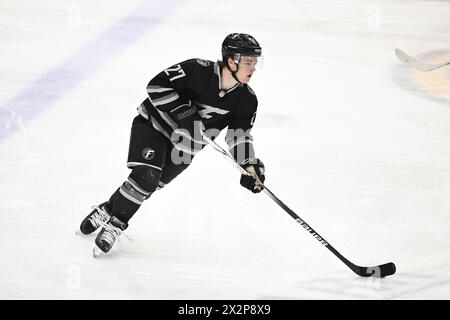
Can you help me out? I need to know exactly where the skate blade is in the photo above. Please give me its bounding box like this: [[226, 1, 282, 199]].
[[76, 230, 97, 239], [93, 246, 103, 258]]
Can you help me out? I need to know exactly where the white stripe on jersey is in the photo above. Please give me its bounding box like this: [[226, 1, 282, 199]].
[[149, 91, 180, 106], [156, 108, 178, 130], [194, 101, 229, 119], [137, 104, 149, 119], [147, 86, 175, 93]]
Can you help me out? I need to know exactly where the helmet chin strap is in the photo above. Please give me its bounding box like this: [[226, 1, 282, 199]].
[[231, 68, 241, 84], [226, 60, 242, 84]]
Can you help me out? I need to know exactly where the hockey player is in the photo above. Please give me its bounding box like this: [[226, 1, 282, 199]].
[[79, 33, 266, 254]]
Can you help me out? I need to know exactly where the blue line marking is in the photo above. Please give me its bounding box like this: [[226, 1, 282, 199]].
[[0, 0, 185, 142]]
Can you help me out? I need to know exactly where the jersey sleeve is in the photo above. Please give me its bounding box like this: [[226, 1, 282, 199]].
[[146, 59, 209, 122], [225, 88, 258, 166], [145, 59, 211, 154]]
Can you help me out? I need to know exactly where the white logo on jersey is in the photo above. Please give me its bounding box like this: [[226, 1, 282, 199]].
[[196, 59, 210, 67], [195, 102, 229, 119]]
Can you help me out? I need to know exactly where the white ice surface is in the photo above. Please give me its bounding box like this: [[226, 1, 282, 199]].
[[1, 0, 450, 299]]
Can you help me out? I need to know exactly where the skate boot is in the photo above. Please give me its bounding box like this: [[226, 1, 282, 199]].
[[94, 216, 128, 254], [79, 202, 112, 235]]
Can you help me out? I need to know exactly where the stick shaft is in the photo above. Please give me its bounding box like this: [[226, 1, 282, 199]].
[[203, 134, 361, 274]]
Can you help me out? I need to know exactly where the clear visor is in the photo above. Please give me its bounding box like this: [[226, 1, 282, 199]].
[[233, 54, 264, 70]]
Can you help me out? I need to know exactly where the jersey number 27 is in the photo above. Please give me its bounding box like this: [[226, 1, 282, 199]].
[[164, 64, 186, 81]]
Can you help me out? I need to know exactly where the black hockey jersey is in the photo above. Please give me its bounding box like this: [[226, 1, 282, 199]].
[[137, 58, 258, 166]]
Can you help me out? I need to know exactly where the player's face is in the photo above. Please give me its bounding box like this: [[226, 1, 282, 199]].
[[236, 56, 258, 83]]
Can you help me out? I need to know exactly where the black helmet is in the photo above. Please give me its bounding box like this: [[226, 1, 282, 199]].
[[222, 33, 262, 62]]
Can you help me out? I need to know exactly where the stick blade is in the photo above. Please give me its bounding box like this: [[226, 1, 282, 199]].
[[394, 48, 442, 72], [354, 262, 396, 278], [93, 246, 102, 258], [395, 48, 413, 65], [375, 262, 396, 278]]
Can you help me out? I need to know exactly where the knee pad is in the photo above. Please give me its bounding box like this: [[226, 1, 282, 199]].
[[118, 166, 162, 205], [128, 165, 162, 196]]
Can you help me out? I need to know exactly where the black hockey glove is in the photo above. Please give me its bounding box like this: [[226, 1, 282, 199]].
[[240, 159, 265, 193]]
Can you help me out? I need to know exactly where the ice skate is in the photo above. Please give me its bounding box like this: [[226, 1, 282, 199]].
[[79, 202, 111, 235], [93, 216, 128, 256]]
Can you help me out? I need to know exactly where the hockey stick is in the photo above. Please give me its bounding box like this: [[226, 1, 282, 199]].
[[395, 48, 450, 72], [203, 134, 396, 278]]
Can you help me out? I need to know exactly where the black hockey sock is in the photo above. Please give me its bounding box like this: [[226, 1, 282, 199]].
[[106, 166, 161, 224], [108, 188, 120, 207], [108, 182, 152, 224], [111, 195, 141, 224]]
